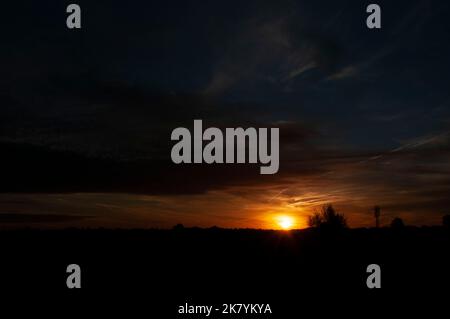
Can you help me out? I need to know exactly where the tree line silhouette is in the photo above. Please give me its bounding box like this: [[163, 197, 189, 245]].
[[307, 204, 450, 230]]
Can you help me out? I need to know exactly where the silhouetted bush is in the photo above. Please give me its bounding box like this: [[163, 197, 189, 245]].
[[391, 217, 405, 229], [173, 223, 185, 230], [308, 204, 347, 230]]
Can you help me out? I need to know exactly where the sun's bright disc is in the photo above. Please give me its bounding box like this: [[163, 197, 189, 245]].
[[278, 215, 294, 230]]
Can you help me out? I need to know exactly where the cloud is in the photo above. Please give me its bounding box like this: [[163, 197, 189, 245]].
[[326, 65, 358, 81], [203, 11, 346, 95], [0, 213, 91, 224], [392, 132, 450, 152]]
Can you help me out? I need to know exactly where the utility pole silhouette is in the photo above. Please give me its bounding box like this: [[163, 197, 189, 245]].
[[374, 206, 381, 228]]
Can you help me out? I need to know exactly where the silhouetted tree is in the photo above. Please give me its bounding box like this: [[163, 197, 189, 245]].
[[173, 223, 185, 231], [308, 212, 322, 228], [390, 217, 405, 229], [308, 204, 347, 230], [443, 215, 450, 228]]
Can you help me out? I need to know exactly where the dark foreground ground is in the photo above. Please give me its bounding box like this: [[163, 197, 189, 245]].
[[1, 227, 449, 317]]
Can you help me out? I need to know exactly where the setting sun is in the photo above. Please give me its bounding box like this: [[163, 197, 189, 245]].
[[277, 215, 295, 230]]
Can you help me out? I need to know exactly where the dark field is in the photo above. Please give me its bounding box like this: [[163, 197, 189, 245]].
[[1, 227, 449, 316]]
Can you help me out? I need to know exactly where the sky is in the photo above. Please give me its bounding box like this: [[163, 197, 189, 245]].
[[1, 0, 450, 229]]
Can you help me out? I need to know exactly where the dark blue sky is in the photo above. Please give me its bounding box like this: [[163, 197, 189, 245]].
[[1, 0, 450, 228]]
